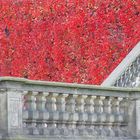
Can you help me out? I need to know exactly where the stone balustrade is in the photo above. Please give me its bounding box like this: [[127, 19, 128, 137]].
[[0, 77, 140, 140], [102, 42, 140, 87], [114, 56, 140, 87], [22, 92, 128, 137]]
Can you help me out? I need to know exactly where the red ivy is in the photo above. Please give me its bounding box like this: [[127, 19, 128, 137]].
[[0, 0, 140, 84]]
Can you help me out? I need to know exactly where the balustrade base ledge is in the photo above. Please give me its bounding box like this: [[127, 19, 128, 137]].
[[1, 135, 139, 140]]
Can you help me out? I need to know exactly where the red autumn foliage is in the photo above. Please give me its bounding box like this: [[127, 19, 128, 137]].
[[0, 0, 140, 84]]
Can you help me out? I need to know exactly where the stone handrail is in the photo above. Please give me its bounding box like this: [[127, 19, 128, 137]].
[[0, 77, 140, 140]]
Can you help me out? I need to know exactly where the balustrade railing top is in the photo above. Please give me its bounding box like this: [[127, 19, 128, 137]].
[[0, 77, 140, 140]]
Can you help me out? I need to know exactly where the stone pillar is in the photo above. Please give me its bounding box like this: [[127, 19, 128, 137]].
[[0, 88, 23, 137]]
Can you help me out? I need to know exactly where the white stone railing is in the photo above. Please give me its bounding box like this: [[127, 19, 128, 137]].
[[0, 77, 140, 140]]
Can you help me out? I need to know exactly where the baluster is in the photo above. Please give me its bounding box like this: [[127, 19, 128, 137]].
[[66, 94, 78, 136], [112, 97, 123, 123], [112, 97, 119, 136], [76, 95, 88, 136], [135, 60, 140, 86], [94, 96, 105, 136], [135, 73, 140, 86], [85, 96, 97, 136], [45, 93, 59, 135], [102, 97, 110, 136], [123, 72, 128, 87], [112, 97, 123, 137], [116, 79, 121, 87], [119, 98, 129, 137], [104, 97, 114, 123], [119, 76, 124, 87], [121, 74, 125, 87], [129, 67, 133, 87], [94, 96, 100, 135], [120, 98, 128, 123], [133, 63, 137, 76], [23, 91, 39, 135], [103, 97, 115, 136], [124, 71, 128, 87], [114, 80, 119, 87], [124, 72, 129, 87], [133, 62, 139, 86], [131, 75, 136, 87], [56, 94, 69, 135], [22, 91, 29, 135], [100, 96, 107, 123], [137, 57, 140, 71], [36, 92, 49, 135], [99, 96, 108, 136]]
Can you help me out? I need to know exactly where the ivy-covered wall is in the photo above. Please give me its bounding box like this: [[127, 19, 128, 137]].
[[0, 0, 140, 84]]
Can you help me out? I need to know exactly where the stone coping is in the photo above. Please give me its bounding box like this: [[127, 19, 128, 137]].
[[0, 76, 140, 92]]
